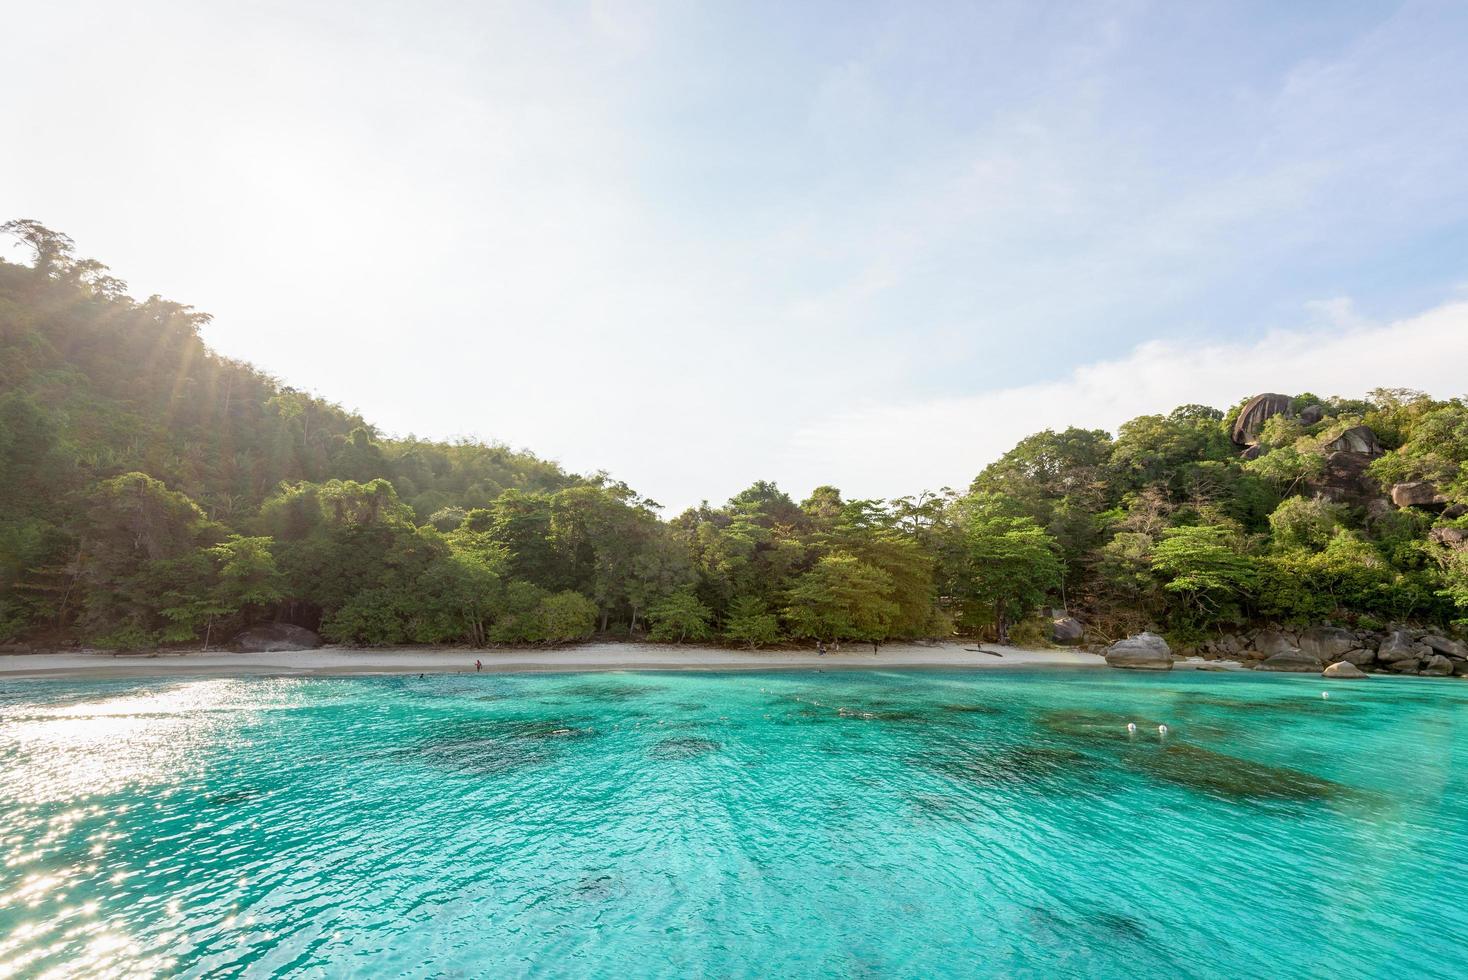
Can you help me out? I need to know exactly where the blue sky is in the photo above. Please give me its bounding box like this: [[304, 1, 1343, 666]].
[[5, 1, 1468, 509]]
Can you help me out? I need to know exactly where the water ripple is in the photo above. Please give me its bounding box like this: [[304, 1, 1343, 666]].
[[0, 671, 1465, 977]]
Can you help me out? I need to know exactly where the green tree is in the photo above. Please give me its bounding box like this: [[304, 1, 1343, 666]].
[[76, 473, 215, 644], [1267, 496, 1345, 550], [1245, 445, 1325, 495], [155, 536, 283, 648], [1149, 525, 1258, 628], [950, 505, 1062, 640], [1263, 531, 1438, 623], [488, 581, 551, 643], [538, 590, 598, 642], [647, 591, 714, 643], [1110, 406, 1233, 494], [1369, 402, 1468, 500], [723, 595, 782, 648], [412, 550, 505, 646], [783, 553, 898, 643]]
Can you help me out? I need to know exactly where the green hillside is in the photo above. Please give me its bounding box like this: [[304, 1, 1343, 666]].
[[4, 220, 1468, 651]]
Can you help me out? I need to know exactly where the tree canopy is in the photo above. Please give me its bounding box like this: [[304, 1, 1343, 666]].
[[5, 221, 1468, 650]]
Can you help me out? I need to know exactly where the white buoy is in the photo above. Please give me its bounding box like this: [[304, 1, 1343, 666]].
[[1158, 724, 1169, 736], [1321, 691, 1330, 700], [1126, 722, 1137, 734]]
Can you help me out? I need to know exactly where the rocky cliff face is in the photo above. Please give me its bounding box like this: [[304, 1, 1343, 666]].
[[1312, 449, 1380, 503], [1322, 425, 1382, 456], [1229, 392, 1390, 506], [1230, 393, 1293, 447]]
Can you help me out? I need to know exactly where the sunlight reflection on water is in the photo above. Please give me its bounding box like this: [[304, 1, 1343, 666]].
[[0, 679, 288, 977]]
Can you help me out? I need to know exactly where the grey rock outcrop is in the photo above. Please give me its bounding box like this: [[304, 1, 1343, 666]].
[[1323, 661, 1368, 679], [1314, 451, 1382, 505], [1231, 393, 1293, 447], [231, 623, 323, 652], [1392, 482, 1445, 508], [1194, 623, 1468, 677], [1298, 404, 1325, 425], [1256, 650, 1324, 673], [1430, 526, 1468, 549], [1376, 630, 1428, 665], [1299, 626, 1356, 662], [1051, 616, 1085, 645], [1322, 425, 1382, 457], [1422, 654, 1455, 676], [1251, 630, 1297, 659], [1105, 632, 1173, 670], [1422, 634, 1467, 659], [1213, 633, 1244, 657]]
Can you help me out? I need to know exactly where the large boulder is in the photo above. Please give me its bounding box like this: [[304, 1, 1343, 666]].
[[1251, 630, 1297, 659], [1256, 650, 1324, 673], [1231, 393, 1293, 447], [1422, 634, 1467, 659], [231, 623, 323, 652], [1298, 404, 1325, 425], [1430, 526, 1468, 550], [1321, 425, 1382, 457], [1337, 647, 1376, 667], [1421, 654, 1455, 677], [1105, 632, 1174, 670], [1392, 482, 1445, 508], [1215, 633, 1245, 657], [1313, 451, 1381, 504], [1299, 626, 1357, 662], [1323, 661, 1369, 679], [1050, 616, 1085, 645], [1376, 630, 1428, 665]]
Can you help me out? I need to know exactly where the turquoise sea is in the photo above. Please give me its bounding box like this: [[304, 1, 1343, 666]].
[[2, 668, 1466, 978]]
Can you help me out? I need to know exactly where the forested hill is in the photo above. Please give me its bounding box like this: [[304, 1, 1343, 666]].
[[5, 219, 1468, 652]]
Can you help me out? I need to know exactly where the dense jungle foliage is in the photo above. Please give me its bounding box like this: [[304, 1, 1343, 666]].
[[5, 220, 1468, 649]]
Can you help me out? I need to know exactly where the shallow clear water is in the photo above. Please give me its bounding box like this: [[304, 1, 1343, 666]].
[[2, 668, 1466, 978]]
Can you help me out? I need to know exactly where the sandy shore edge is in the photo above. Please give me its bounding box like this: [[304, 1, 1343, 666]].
[[0, 642, 1130, 680]]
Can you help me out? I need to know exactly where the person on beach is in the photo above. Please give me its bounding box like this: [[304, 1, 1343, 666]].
[[817, 640, 826, 656], [475, 659, 482, 672], [873, 640, 879, 655]]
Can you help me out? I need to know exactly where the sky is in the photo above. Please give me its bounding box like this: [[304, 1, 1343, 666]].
[[5, 0, 1468, 511]]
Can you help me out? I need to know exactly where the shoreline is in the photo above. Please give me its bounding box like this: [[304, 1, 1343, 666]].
[[0, 641, 1119, 680]]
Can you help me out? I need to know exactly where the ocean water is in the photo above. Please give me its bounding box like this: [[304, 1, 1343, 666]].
[[1, 668, 1466, 979]]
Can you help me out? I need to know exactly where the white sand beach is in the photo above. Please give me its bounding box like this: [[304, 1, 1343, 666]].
[[0, 642, 1112, 679]]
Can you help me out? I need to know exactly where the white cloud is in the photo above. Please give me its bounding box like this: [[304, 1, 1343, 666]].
[[781, 298, 1468, 501]]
